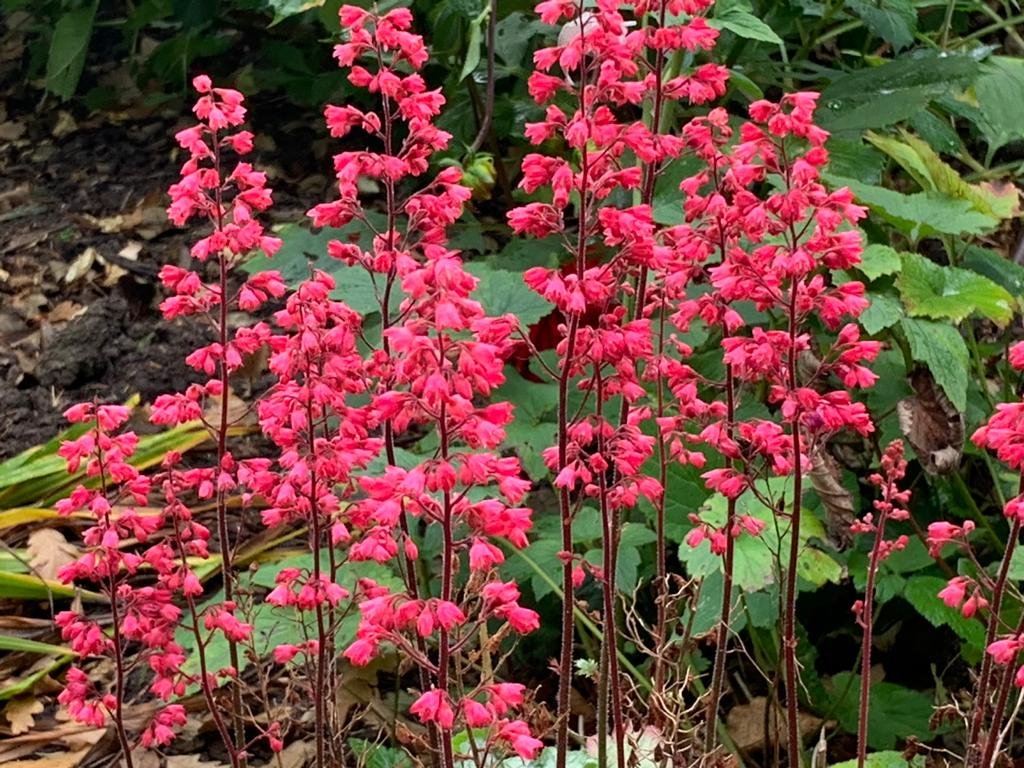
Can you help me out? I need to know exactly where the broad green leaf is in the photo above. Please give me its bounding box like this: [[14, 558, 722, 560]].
[[494, 12, 548, 67], [858, 244, 903, 280], [245, 218, 384, 317], [825, 139, 887, 185], [679, 478, 842, 592], [961, 245, 1024, 299], [830, 176, 997, 240], [818, 53, 980, 133], [266, 0, 326, 24], [831, 751, 925, 768], [176, 559, 401, 690], [846, 0, 916, 50], [465, 263, 552, 326], [899, 317, 969, 411], [45, 3, 98, 100], [965, 56, 1024, 156], [827, 672, 934, 749], [860, 293, 903, 335], [895, 252, 1014, 326], [865, 130, 1019, 221], [710, 4, 783, 44], [903, 574, 984, 658], [348, 739, 414, 768]]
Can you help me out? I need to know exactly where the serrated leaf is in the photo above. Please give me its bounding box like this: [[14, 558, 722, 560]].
[[266, 0, 326, 24], [859, 244, 903, 280], [465, 263, 552, 325], [896, 252, 1014, 326], [903, 574, 984, 655], [827, 672, 934, 749], [962, 245, 1024, 298], [818, 53, 980, 133], [899, 317, 969, 411], [45, 3, 98, 101], [846, 0, 916, 50], [860, 293, 903, 335], [967, 56, 1024, 155], [831, 176, 997, 240], [679, 478, 841, 592], [709, 6, 783, 44], [494, 12, 548, 67], [866, 130, 1019, 221], [831, 750, 925, 768]]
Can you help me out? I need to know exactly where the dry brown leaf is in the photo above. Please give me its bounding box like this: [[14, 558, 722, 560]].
[[46, 302, 87, 325], [725, 696, 821, 752], [897, 368, 964, 475], [27, 529, 78, 582], [63, 249, 96, 285], [808, 446, 855, 549], [3, 696, 44, 735], [278, 741, 315, 768], [0, 121, 26, 142], [165, 756, 231, 768], [50, 112, 77, 140], [1, 748, 90, 768]]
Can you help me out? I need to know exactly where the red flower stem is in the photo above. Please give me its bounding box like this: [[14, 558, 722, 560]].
[[171, 511, 240, 768], [705, 365, 737, 751], [783, 276, 804, 768], [595, 370, 627, 768], [211, 129, 246, 762], [305, 380, 329, 768], [652, 307, 670, 704], [857, 509, 890, 768], [968, 508, 1023, 764], [437, 377, 456, 768], [94, 429, 135, 768], [979, 610, 1024, 768]]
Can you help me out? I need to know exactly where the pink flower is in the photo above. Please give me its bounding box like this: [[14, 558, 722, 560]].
[[410, 689, 455, 729]]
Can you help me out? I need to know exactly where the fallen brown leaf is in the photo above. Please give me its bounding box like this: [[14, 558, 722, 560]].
[[3, 695, 44, 735], [725, 696, 821, 752], [27, 530, 78, 583], [0, 748, 90, 768]]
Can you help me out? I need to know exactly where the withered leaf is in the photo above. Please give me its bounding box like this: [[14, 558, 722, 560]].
[[808, 445, 856, 549], [3, 695, 44, 735], [897, 368, 964, 475]]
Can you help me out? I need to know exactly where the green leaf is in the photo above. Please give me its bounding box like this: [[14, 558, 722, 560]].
[[861, 293, 903, 335], [494, 12, 548, 67], [858, 244, 903, 281], [495, 367, 558, 479], [0, 634, 74, 656], [903, 575, 984, 657], [865, 130, 1019, 221], [0, 571, 103, 602], [348, 739, 414, 768], [818, 53, 980, 134], [830, 176, 997, 240], [827, 672, 934, 749], [845, 0, 916, 50], [895, 252, 1014, 326], [266, 0, 327, 24], [967, 56, 1024, 155], [176, 559, 401, 691], [961, 245, 1024, 298], [460, 17, 484, 82], [679, 478, 842, 592], [46, 3, 98, 101], [710, 2, 784, 44], [465, 263, 552, 325], [899, 317, 969, 411], [831, 751, 925, 768]]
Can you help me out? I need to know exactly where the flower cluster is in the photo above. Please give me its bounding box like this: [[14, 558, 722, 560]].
[[279, 6, 543, 763], [53, 403, 187, 751]]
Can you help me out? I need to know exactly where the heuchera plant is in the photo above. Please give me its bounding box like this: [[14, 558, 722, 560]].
[[51, 2, 907, 767]]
